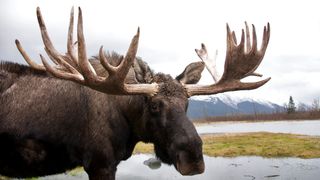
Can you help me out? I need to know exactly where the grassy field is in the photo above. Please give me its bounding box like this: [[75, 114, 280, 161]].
[[134, 132, 320, 158]]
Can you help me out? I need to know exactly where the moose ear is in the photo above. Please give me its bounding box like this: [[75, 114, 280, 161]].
[[176, 62, 205, 84]]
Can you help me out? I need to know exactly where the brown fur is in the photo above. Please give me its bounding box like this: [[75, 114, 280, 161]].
[[0, 56, 205, 180]]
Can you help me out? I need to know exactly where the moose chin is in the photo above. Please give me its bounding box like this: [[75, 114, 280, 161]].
[[0, 6, 270, 180]]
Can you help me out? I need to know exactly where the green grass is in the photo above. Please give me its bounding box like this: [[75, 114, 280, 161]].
[[134, 132, 320, 158], [201, 132, 320, 158], [133, 142, 155, 154]]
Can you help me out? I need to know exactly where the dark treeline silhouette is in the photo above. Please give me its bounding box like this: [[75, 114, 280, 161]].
[[195, 110, 320, 123]]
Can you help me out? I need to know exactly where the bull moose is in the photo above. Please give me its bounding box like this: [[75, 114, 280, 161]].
[[0, 7, 270, 180]]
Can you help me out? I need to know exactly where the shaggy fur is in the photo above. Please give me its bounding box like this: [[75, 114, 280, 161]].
[[0, 55, 205, 180]]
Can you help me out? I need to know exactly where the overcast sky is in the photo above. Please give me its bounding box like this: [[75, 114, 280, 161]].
[[1, 0, 320, 105]]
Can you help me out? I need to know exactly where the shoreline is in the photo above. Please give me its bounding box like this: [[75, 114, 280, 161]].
[[192, 111, 320, 124], [193, 118, 320, 126]]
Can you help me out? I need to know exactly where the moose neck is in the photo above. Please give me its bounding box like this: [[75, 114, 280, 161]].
[[116, 94, 151, 142]]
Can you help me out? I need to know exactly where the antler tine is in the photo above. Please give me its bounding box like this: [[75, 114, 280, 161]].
[[36, 7, 61, 65], [117, 28, 140, 81], [226, 24, 234, 51], [15, 39, 76, 73], [195, 43, 220, 82], [15, 40, 46, 71], [244, 23, 270, 77], [99, 46, 118, 75], [98, 28, 139, 79], [238, 29, 245, 52], [77, 7, 99, 82], [67, 6, 78, 66], [185, 22, 271, 97], [232, 31, 237, 45], [245, 21, 251, 51], [260, 23, 270, 53], [250, 24, 257, 52]]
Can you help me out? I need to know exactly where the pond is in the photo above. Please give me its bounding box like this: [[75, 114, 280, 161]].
[[35, 154, 320, 180], [196, 120, 320, 136]]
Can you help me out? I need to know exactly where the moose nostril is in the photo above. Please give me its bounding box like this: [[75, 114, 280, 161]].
[[188, 161, 205, 175]]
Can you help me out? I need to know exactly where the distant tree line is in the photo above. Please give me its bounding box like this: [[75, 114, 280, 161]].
[[196, 96, 320, 123]]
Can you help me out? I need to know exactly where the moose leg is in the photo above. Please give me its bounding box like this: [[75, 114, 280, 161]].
[[84, 153, 117, 180], [87, 167, 116, 180]]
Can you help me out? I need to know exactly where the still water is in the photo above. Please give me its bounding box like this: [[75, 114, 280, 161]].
[[39, 154, 320, 180], [117, 155, 320, 180], [196, 120, 320, 136]]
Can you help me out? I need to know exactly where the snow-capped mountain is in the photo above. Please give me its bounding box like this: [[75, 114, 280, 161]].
[[187, 94, 284, 119]]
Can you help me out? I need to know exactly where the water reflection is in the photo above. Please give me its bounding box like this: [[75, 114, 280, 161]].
[[196, 120, 320, 136], [116, 155, 320, 180]]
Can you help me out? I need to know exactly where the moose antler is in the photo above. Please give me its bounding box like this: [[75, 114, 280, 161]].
[[195, 44, 220, 82], [16, 7, 158, 96], [185, 22, 270, 96]]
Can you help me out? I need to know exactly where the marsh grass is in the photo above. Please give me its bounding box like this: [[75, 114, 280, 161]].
[[201, 132, 320, 158], [134, 132, 320, 158]]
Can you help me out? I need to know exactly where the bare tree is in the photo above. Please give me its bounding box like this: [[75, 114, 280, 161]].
[[297, 102, 308, 112], [311, 98, 320, 112]]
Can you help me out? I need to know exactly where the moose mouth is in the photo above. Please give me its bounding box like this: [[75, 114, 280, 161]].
[[174, 151, 205, 176]]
